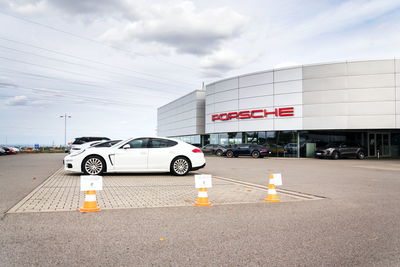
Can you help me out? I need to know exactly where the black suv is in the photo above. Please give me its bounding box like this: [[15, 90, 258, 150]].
[[72, 137, 110, 144], [201, 144, 227, 156], [225, 144, 269, 158], [315, 142, 366, 159], [91, 140, 121, 147]]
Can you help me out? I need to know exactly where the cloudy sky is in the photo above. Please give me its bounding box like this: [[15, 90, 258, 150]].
[[1, 0, 400, 145]]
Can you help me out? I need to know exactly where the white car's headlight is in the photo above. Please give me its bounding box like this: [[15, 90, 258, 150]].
[[70, 149, 85, 157]]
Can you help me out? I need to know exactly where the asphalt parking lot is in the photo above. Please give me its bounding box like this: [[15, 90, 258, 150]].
[[1, 153, 400, 266]]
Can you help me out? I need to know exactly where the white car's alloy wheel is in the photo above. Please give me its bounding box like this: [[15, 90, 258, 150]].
[[173, 158, 189, 175], [84, 157, 103, 175]]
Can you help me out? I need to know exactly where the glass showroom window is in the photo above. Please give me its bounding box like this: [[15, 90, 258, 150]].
[[263, 132, 279, 157], [257, 131, 267, 145], [218, 133, 229, 145], [245, 132, 258, 144], [202, 135, 210, 146], [228, 132, 242, 145], [210, 134, 219, 145], [299, 131, 364, 157], [391, 132, 400, 156], [277, 131, 298, 158]]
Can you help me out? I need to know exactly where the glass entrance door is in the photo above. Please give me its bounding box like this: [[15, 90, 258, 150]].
[[368, 132, 391, 157], [368, 133, 375, 157]]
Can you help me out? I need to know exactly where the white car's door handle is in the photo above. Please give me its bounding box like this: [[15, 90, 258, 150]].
[[140, 152, 147, 155]]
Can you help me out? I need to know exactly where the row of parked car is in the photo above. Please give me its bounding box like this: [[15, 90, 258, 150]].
[[0, 146, 20, 155], [201, 144, 270, 158], [202, 142, 367, 160]]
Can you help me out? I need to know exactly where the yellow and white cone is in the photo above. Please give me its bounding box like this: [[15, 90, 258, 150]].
[[80, 190, 100, 212], [264, 174, 280, 202], [194, 188, 212, 206]]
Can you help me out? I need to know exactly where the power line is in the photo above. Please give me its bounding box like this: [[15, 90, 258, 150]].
[[0, 12, 206, 74], [0, 36, 198, 86], [0, 55, 185, 96], [0, 67, 113, 89], [0, 84, 157, 108], [0, 68, 178, 105], [0, 44, 194, 89]]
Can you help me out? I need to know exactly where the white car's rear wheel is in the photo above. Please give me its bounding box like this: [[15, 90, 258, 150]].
[[171, 157, 190, 176], [82, 156, 105, 175]]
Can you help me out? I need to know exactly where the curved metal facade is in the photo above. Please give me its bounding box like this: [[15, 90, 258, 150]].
[[205, 59, 400, 134]]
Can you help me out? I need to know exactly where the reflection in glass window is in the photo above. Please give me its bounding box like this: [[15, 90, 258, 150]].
[[150, 139, 177, 148], [219, 133, 229, 145], [127, 138, 148, 148], [245, 132, 258, 144], [210, 134, 218, 144], [228, 132, 242, 144]]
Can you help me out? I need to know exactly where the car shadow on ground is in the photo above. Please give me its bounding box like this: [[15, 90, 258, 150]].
[[64, 171, 203, 177]]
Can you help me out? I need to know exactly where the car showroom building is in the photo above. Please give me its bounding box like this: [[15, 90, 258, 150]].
[[157, 59, 400, 158]]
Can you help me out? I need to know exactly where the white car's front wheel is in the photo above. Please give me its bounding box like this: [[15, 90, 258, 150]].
[[171, 157, 190, 176], [82, 156, 105, 175]]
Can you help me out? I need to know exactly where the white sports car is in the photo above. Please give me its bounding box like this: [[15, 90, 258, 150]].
[[63, 137, 206, 176]]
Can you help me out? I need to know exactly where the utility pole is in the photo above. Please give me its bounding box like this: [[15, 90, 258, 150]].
[[59, 114, 71, 146]]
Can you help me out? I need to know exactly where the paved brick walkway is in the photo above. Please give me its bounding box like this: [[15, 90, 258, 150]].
[[8, 169, 317, 213]]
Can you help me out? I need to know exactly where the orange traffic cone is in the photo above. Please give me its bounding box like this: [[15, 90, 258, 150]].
[[264, 174, 280, 202], [80, 190, 101, 212], [194, 188, 212, 206]]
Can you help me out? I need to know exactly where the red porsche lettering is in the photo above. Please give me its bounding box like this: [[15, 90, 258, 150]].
[[278, 107, 294, 116], [251, 109, 263, 118], [238, 111, 251, 119], [228, 112, 238, 119], [211, 107, 294, 121]]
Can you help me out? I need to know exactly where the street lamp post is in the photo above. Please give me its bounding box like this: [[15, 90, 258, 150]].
[[59, 114, 71, 146]]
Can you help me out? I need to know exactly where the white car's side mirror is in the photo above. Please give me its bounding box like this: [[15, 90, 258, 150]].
[[122, 144, 130, 149]]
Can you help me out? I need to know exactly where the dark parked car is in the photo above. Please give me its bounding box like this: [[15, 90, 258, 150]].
[[224, 144, 269, 158], [0, 147, 6, 155], [91, 140, 122, 147], [201, 144, 227, 156], [315, 142, 366, 159], [66, 136, 111, 153], [72, 137, 110, 144]]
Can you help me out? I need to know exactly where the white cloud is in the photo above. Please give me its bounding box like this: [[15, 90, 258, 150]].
[[4, 95, 52, 106], [5, 95, 29, 106], [8, 0, 47, 15], [199, 49, 258, 76], [100, 1, 248, 55], [7, 0, 126, 16], [267, 0, 400, 45], [8, 1, 248, 57]]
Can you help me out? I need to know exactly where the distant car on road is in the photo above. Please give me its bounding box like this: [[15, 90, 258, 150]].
[[10, 147, 20, 153], [1, 146, 15, 155], [315, 142, 366, 159], [64, 137, 206, 176], [69, 137, 110, 155], [201, 144, 227, 156], [0, 147, 6, 155], [224, 144, 269, 158]]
